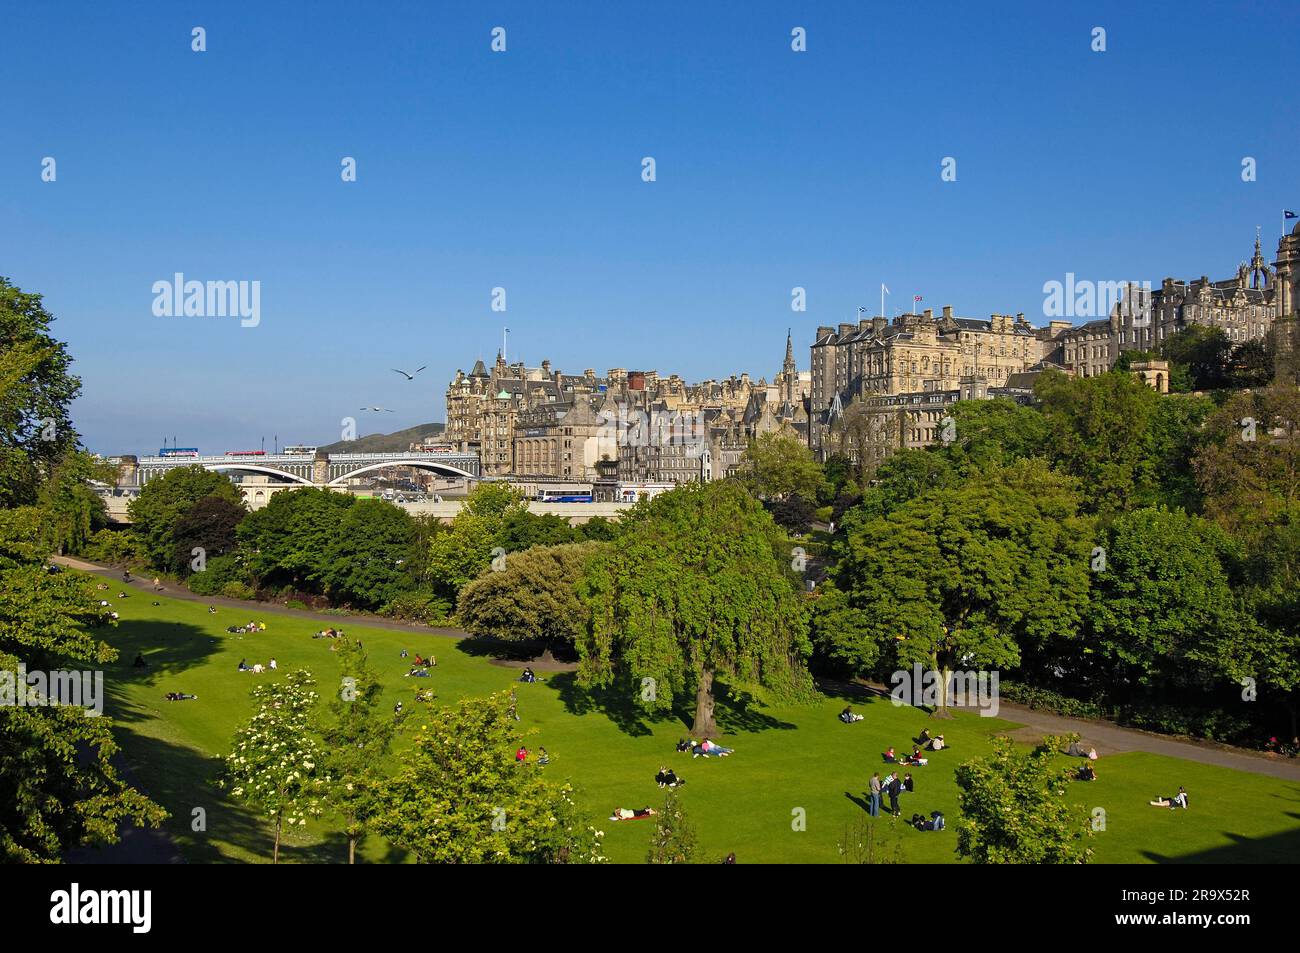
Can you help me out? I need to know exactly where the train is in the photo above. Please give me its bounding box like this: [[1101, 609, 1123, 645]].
[[282, 445, 317, 456], [225, 449, 266, 457], [158, 447, 200, 458]]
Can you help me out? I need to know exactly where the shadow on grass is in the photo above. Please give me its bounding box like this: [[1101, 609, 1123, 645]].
[[99, 619, 224, 725], [550, 672, 797, 738], [453, 635, 577, 664]]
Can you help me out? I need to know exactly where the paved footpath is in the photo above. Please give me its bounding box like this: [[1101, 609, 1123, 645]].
[[844, 680, 1300, 782]]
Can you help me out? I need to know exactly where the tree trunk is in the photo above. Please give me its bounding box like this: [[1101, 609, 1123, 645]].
[[348, 836, 356, 865], [273, 817, 282, 865], [692, 669, 718, 737]]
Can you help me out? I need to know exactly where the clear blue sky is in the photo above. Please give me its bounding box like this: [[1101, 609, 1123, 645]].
[[3, 1, 1296, 455]]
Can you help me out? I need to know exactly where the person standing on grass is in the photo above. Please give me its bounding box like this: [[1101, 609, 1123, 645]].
[[868, 773, 882, 817], [887, 774, 902, 816]]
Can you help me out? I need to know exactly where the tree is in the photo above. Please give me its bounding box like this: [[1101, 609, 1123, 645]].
[[237, 487, 355, 593], [425, 482, 529, 599], [318, 639, 395, 864], [1161, 325, 1233, 391], [646, 788, 695, 864], [577, 481, 813, 737], [737, 431, 827, 502], [941, 398, 1049, 474], [848, 448, 958, 523], [954, 736, 1093, 865], [833, 462, 1093, 712], [374, 692, 606, 863], [34, 450, 112, 556], [0, 506, 165, 860], [765, 493, 815, 532], [457, 541, 607, 658], [171, 495, 247, 575], [0, 278, 81, 507], [321, 499, 418, 609], [128, 465, 242, 570], [495, 510, 576, 551], [1084, 507, 1257, 694], [223, 669, 328, 863], [1194, 385, 1300, 539], [1035, 370, 1162, 516]]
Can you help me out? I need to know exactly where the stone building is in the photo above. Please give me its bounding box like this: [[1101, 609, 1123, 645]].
[[809, 306, 1056, 453]]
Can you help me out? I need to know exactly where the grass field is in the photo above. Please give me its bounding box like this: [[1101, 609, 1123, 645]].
[[89, 583, 1300, 864]]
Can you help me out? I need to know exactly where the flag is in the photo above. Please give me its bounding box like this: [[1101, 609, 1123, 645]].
[[882, 284, 890, 294], [1286, 210, 1298, 219], [913, 295, 923, 302]]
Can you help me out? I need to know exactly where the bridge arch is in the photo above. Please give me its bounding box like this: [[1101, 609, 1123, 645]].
[[326, 459, 479, 486], [201, 463, 315, 485]]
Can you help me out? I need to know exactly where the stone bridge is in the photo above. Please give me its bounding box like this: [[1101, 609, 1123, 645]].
[[114, 450, 481, 488]]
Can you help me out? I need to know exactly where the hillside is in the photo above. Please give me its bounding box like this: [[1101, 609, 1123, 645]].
[[319, 421, 445, 454]]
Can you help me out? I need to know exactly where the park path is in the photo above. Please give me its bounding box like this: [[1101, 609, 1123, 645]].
[[840, 680, 1300, 783], [52, 555, 469, 640]]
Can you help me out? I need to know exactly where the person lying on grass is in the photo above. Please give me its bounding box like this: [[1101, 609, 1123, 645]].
[[693, 738, 734, 758], [1150, 787, 1189, 810], [840, 705, 864, 723], [610, 807, 657, 821], [164, 692, 197, 701]]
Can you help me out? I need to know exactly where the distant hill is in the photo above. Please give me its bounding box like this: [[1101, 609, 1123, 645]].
[[319, 422, 445, 454]]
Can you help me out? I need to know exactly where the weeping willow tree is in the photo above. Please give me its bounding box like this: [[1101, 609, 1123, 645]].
[[576, 480, 813, 736]]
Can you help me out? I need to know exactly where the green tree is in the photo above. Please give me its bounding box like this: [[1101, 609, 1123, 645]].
[[0, 507, 165, 860], [457, 541, 607, 659], [322, 499, 418, 609], [1193, 385, 1300, 539], [954, 736, 1093, 865], [128, 466, 242, 570], [941, 398, 1049, 474], [35, 450, 112, 556], [495, 509, 576, 551], [1035, 369, 1161, 516], [646, 787, 695, 864], [223, 669, 328, 863], [0, 278, 81, 507], [237, 487, 355, 593], [1161, 325, 1233, 391], [318, 638, 395, 864], [374, 692, 606, 863], [577, 481, 813, 736], [425, 482, 529, 599], [737, 431, 827, 502], [833, 462, 1093, 711], [1085, 507, 1257, 693], [171, 494, 247, 576]]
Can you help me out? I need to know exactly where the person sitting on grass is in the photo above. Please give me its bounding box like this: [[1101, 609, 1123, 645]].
[[268, 658, 277, 670], [537, 747, 550, 766], [515, 745, 529, 763], [423, 655, 436, 668], [929, 735, 945, 751], [839, 705, 864, 723], [400, 649, 409, 659], [903, 772, 914, 793], [675, 738, 692, 753], [413, 654, 425, 666], [520, 667, 537, 683], [1150, 787, 1188, 810], [909, 813, 930, 831], [882, 747, 897, 763], [237, 659, 250, 672], [656, 767, 684, 788], [902, 747, 929, 766], [208, 606, 217, 614], [117, 591, 127, 599], [1078, 764, 1097, 782], [916, 728, 932, 746], [133, 653, 147, 668]]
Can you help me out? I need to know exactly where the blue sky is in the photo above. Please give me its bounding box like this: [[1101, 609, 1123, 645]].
[[3, 1, 1297, 454]]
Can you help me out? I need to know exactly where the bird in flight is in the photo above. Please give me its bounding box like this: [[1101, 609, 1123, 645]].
[[360, 406, 395, 413], [392, 366, 427, 380]]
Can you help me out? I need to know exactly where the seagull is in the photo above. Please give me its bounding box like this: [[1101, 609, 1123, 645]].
[[360, 406, 395, 413], [392, 366, 427, 380]]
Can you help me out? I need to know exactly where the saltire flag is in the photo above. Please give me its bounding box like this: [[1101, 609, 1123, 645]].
[[1286, 210, 1298, 219]]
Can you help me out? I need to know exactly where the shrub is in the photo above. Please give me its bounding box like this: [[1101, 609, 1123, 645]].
[[380, 591, 452, 625], [187, 554, 245, 596], [220, 581, 256, 601]]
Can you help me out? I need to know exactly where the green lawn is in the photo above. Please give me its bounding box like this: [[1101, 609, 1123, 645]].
[[90, 584, 1300, 863]]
